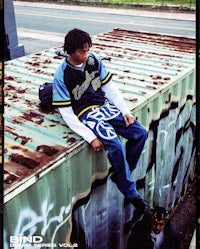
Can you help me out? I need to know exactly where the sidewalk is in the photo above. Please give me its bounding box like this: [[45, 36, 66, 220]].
[[14, 1, 195, 21]]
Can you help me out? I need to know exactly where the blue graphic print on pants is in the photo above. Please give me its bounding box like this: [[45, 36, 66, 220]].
[[80, 101, 147, 199]]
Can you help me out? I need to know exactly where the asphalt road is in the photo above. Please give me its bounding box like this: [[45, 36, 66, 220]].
[[14, 2, 195, 55]]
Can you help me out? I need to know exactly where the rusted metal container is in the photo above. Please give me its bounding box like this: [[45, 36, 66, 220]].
[[4, 29, 196, 249]]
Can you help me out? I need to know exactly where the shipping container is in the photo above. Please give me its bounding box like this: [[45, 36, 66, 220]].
[[4, 29, 196, 249]]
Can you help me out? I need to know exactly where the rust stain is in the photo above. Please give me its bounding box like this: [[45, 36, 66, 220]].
[[146, 85, 157, 90], [4, 144, 68, 189], [129, 98, 138, 102], [109, 28, 195, 53], [26, 61, 40, 67], [4, 170, 19, 184], [5, 126, 32, 145], [37, 145, 59, 156], [21, 111, 44, 125], [11, 145, 27, 151], [5, 84, 28, 94], [139, 91, 147, 95], [63, 136, 77, 143], [67, 137, 77, 143], [150, 75, 170, 86], [5, 76, 14, 81], [150, 75, 162, 80], [9, 153, 40, 169]]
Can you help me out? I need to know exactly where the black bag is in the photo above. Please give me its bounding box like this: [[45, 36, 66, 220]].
[[39, 82, 53, 108]]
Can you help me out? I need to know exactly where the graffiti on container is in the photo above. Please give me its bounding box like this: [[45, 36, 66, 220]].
[[4, 198, 72, 249], [69, 97, 196, 248], [146, 98, 195, 207], [4, 98, 196, 249]]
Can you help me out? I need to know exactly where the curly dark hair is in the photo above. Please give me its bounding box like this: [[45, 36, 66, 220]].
[[64, 28, 92, 55], [150, 206, 170, 221]]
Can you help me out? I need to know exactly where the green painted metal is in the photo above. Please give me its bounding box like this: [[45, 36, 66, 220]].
[[4, 29, 196, 249]]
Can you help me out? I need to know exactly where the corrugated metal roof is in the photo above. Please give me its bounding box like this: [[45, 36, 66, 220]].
[[4, 28, 195, 200]]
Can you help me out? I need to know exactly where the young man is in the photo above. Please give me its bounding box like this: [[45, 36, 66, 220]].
[[127, 206, 181, 249], [52, 28, 149, 215]]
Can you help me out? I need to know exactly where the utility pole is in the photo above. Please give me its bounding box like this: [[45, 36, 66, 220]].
[[4, 0, 25, 60]]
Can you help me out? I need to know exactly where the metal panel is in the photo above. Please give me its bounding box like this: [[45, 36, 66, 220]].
[[4, 29, 196, 249]]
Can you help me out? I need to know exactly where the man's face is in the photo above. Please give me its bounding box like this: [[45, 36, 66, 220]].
[[71, 43, 90, 64], [151, 219, 166, 234]]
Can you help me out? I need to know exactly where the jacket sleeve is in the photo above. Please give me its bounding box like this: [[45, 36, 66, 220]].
[[52, 61, 72, 107], [164, 221, 181, 249], [101, 80, 130, 116], [58, 107, 97, 144], [127, 228, 137, 249]]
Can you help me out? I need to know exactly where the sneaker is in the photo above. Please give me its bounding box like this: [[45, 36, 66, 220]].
[[130, 195, 150, 213], [124, 196, 150, 235], [124, 208, 148, 235]]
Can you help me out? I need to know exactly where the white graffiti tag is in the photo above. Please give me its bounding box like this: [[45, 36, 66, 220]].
[[12, 198, 72, 248]]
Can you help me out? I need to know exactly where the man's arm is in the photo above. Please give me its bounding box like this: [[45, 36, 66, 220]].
[[59, 107, 103, 151], [102, 80, 134, 126], [53, 61, 103, 151]]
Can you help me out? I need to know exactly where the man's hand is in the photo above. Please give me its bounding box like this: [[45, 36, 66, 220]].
[[91, 138, 104, 152], [124, 113, 134, 127]]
